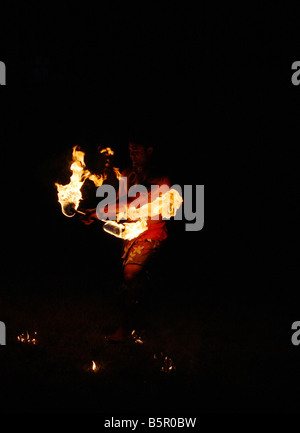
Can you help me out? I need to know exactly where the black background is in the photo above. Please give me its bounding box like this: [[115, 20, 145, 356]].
[[0, 3, 299, 414], [2, 4, 208, 300]]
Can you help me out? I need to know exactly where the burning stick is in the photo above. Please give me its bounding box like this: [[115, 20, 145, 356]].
[[55, 146, 90, 217], [55, 147, 183, 241], [102, 188, 183, 241], [102, 220, 148, 241], [55, 146, 112, 217], [55, 147, 148, 239], [62, 203, 87, 217]]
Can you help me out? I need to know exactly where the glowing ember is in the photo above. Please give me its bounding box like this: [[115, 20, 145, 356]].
[[154, 352, 176, 373], [131, 329, 144, 344], [17, 331, 38, 345]]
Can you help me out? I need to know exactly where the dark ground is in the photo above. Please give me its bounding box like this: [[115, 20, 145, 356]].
[[1, 4, 300, 414], [0, 187, 299, 414], [1, 260, 300, 414]]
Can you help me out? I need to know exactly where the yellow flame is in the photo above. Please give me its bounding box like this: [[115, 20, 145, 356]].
[[55, 147, 183, 241], [100, 147, 114, 156], [17, 330, 38, 345], [88, 173, 106, 187], [55, 146, 90, 216], [127, 188, 183, 221], [103, 219, 148, 241], [55, 146, 111, 216], [113, 167, 122, 180], [104, 188, 183, 240]]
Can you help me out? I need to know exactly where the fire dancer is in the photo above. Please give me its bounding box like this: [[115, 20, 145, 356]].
[[81, 137, 170, 342]]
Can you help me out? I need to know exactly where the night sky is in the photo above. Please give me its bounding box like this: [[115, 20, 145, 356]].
[[1, 4, 299, 415]]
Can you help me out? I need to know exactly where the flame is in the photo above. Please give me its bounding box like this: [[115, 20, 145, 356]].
[[55, 146, 111, 216], [100, 147, 114, 156], [55, 146, 91, 217], [92, 360, 97, 371], [131, 329, 143, 344], [127, 188, 183, 221], [104, 188, 183, 240], [55, 147, 183, 241], [154, 352, 175, 373], [17, 331, 38, 345], [113, 167, 122, 180], [103, 219, 148, 241], [87, 173, 106, 187]]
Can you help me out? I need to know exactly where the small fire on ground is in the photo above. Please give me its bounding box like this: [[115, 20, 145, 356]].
[[17, 331, 38, 345], [154, 352, 176, 373], [131, 330, 143, 344]]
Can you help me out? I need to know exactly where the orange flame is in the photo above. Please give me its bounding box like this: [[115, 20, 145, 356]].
[[103, 188, 183, 240], [127, 188, 183, 221], [55, 147, 183, 240], [103, 219, 148, 241], [55, 146, 112, 216], [113, 167, 122, 180], [55, 146, 92, 216], [100, 147, 114, 156], [89, 360, 101, 373], [17, 331, 38, 345]]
